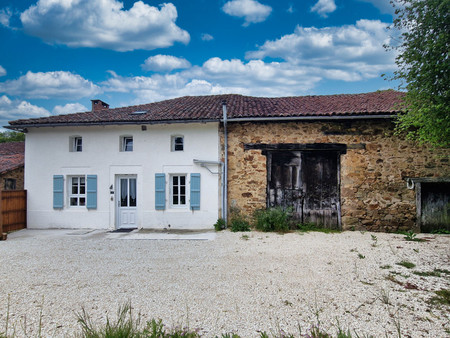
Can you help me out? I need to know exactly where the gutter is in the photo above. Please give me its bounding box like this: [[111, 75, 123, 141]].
[[222, 101, 228, 226], [5, 118, 219, 131]]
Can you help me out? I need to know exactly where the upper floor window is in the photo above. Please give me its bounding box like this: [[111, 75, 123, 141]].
[[121, 136, 133, 152], [70, 136, 82, 152], [171, 135, 184, 151], [69, 176, 85, 207]]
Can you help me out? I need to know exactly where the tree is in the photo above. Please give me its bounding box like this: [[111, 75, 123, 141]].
[[387, 0, 449, 147], [0, 131, 25, 143]]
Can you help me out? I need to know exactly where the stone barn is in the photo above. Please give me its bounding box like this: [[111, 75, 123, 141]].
[[222, 91, 450, 232]]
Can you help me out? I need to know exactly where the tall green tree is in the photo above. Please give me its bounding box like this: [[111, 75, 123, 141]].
[[0, 131, 25, 143], [387, 0, 449, 147]]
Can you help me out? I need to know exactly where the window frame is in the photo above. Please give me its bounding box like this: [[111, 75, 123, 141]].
[[121, 136, 133, 152], [68, 176, 86, 207], [171, 135, 184, 152], [170, 174, 187, 208], [70, 136, 83, 152], [3, 178, 16, 190]]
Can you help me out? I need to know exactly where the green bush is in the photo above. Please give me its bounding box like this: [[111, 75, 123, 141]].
[[253, 207, 291, 232], [230, 215, 250, 232], [214, 218, 226, 231]]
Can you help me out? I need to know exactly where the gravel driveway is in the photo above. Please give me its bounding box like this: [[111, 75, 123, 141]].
[[0, 229, 449, 337]]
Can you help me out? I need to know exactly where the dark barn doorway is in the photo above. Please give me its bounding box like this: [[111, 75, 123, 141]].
[[244, 143, 346, 230], [267, 150, 340, 229]]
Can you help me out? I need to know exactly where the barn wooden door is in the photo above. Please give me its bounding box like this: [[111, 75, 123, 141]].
[[268, 150, 340, 229]]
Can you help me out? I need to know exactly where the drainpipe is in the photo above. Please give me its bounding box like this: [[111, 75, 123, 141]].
[[222, 101, 228, 226]]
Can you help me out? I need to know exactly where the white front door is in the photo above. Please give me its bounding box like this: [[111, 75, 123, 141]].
[[117, 176, 137, 229]]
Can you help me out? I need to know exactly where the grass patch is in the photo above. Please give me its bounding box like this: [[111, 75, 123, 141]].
[[380, 265, 392, 269], [297, 223, 340, 233], [429, 289, 450, 306], [396, 260, 416, 269], [413, 269, 446, 277]]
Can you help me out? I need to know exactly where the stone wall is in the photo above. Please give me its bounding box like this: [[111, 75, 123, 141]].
[[222, 120, 450, 232], [0, 167, 24, 190]]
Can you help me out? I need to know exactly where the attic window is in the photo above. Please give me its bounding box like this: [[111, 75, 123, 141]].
[[130, 111, 147, 115], [70, 136, 82, 152], [171, 135, 184, 151], [121, 136, 133, 152]]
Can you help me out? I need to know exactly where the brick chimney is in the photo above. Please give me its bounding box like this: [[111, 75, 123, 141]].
[[91, 99, 109, 112]]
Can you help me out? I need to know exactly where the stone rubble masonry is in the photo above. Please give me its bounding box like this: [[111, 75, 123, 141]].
[[221, 120, 450, 232], [0, 167, 24, 191]]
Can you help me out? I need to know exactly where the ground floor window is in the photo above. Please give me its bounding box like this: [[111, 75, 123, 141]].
[[171, 174, 186, 206], [70, 176, 86, 206], [3, 178, 16, 190]]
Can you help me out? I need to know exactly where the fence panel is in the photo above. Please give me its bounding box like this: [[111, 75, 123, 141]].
[[0, 190, 27, 233]]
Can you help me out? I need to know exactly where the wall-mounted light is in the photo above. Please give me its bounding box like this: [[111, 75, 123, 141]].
[[141, 125, 147, 131]]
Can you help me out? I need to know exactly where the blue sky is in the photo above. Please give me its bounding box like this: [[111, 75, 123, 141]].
[[0, 0, 400, 129]]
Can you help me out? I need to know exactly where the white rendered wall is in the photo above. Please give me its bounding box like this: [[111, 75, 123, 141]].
[[24, 123, 220, 230]]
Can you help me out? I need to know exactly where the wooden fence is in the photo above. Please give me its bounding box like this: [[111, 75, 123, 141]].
[[0, 190, 27, 234]]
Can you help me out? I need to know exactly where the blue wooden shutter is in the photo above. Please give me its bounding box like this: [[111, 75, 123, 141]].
[[86, 175, 97, 209], [155, 173, 166, 210], [190, 173, 201, 210], [53, 175, 64, 209]]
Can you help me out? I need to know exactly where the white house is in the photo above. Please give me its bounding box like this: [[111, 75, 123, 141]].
[[10, 99, 222, 230]]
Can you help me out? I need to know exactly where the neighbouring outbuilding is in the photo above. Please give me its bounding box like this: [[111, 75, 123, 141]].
[[6, 91, 450, 232], [0, 141, 24, 191]]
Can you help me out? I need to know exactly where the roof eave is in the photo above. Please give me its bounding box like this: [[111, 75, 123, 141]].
[[5, 118, 220, 131], [223, 114, 397, 122]]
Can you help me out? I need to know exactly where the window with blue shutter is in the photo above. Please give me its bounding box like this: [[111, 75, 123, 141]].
[[190, 173, 201, 210], [86, 175, 97, 209], [53, 175, 64, 209], [155, 173, 166, 210]]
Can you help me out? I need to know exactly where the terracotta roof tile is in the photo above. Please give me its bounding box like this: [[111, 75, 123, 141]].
[[7, 90, 405, 128], [0, 142, 24, 173]]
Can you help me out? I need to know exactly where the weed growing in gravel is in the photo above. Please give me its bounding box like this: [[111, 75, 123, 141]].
[[429, 289, 450, 307], [379, 288, 391, 305], [413, 268, 449, 277], [380, 265, 392, 269], [370, 235, 378, 247], [396, 261, 416, 269], [401, 230, 426, 242]]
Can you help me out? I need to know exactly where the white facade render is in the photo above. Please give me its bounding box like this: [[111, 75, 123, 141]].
[[24, 123, 221, 230]]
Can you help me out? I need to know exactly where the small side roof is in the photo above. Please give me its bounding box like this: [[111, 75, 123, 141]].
[[6, 90, 405, 130], [0, 142, 24, 174]]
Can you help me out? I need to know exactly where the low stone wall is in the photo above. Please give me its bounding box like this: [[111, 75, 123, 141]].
[[223, 120, 450, 232]]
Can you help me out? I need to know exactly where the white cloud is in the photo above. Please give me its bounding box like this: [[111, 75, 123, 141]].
[[142, 55, 191, 72], [52, 103, 88, 115], [0, 71, 101, 99], [357, 0, 396, 14], [20, 0, 189, 52], [0, 66, 6, 77], [222, 0, 272, 26], [310, 0, 337, 18], [201, 33, 214, 41], [246, 19, 396, 81], [102, 56, 322, 104], [0, 95, 50, 128], [0, 7, 12, 27]]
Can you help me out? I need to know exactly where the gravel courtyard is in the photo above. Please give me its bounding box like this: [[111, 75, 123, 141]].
[[0, 229, 449, 337]]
